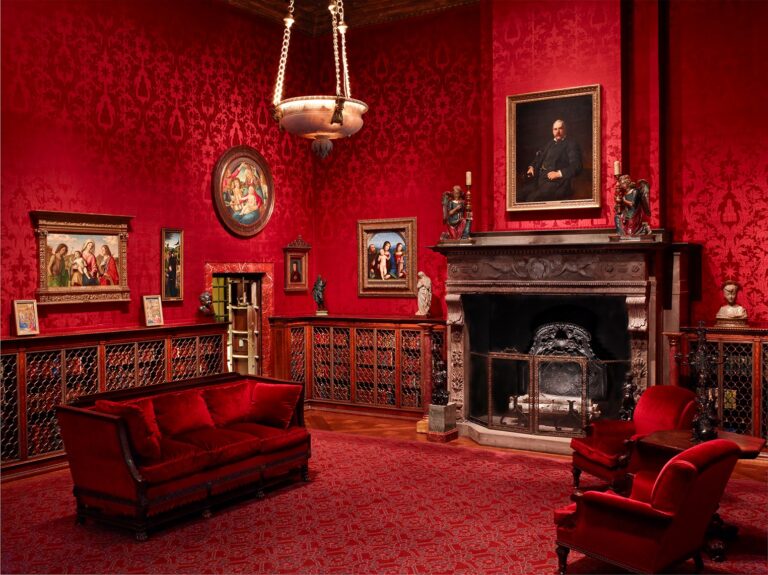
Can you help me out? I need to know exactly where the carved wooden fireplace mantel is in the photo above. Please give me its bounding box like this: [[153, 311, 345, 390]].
[[432, 229, 697, 450]]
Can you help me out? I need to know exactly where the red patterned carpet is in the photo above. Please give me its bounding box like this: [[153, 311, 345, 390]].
[[2, 431, 766, 574]]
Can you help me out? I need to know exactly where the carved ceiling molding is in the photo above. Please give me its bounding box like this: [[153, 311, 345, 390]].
[[226, 0, 479, 35]]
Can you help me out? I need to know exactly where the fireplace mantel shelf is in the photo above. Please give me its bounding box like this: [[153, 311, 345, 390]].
[[430, 228, 674, 254]]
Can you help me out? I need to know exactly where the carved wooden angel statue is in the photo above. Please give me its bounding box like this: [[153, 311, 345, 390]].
[[613, 174, 651, 237], [441, 185, 468, 240]]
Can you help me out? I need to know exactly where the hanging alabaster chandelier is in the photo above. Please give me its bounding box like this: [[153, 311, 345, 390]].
[[272, 0, 368, 159]]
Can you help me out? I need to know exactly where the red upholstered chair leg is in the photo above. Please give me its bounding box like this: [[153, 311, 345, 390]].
[[572, 466, 582, 490], [556, 544, 569, 575], [693, 551, 704, 572]]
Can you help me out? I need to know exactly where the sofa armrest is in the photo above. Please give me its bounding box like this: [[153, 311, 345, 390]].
[[56, 406, 146, 502]]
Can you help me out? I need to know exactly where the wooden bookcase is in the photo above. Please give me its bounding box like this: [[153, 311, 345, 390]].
[[270, 316, 446, 417], [1, 321, 228, 476], [665, 325, 768, 440]]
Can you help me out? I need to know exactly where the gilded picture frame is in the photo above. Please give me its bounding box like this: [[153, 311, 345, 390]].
[[357, 218, 417, 297], [14, 300, 40, 336], [143, 295, 164, 327], [212, 145, 275, 238], [31, 211, 132, 305], [506, 85, 601, 212], [161, 228, 183, 301], [283, 236, 311, 293]]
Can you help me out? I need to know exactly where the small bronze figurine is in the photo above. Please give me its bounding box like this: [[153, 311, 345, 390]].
[[613, 174, 652, 237], [312, 275, 327, 315]]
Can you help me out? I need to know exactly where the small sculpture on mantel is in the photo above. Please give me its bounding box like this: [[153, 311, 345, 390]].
[[715, 279, 748, 326], [415, 271, 432, 317], [198, 291, 214, 316], [441, 185, 469, 240], [613, 173, 652, 238]]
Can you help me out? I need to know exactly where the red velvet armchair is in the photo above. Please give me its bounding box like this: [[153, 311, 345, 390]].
[[570, 385, 696, 491], [554, 438, 740, 574]]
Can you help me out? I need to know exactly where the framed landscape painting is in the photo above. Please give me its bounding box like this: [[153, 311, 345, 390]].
[[506, 85, 601, 212], [357, 218, 416, 297], [212, 145, 275, 238], [31, 211, 132, 304], [161, 228, 183, 301]]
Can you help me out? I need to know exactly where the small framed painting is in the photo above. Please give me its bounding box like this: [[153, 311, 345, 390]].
[[143, 295, 164, 327], [357, 218, 417, 297], [161, 228, 183, 301], [212, 145, 275, 238], [283, 235, 311, 292], [14, 300, 39, 336]]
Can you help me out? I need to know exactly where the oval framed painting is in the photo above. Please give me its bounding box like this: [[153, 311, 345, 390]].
[[212, 145, 275, 237]]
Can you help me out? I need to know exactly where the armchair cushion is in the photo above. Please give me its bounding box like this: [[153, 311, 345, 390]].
[[250, 383, 302, 429], [153, 389, 215, 436], [94, 399, 161, 459], [571, 434, 632, 468]]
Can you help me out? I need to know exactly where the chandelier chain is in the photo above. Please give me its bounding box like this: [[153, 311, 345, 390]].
[[273, 0, 295, 107], [330, 1, 342, 97]]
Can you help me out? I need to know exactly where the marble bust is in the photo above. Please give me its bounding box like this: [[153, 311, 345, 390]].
[[715, 281, 748, 325]]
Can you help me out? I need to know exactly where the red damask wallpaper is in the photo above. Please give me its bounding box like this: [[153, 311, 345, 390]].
[[2, 0, 766, 338], [489, 0, 624, 230], [1, 0, 319, 337], [310, 5, 482, 318], [666, 0, 768, 322]]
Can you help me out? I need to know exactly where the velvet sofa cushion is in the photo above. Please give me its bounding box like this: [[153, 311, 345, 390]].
[[226, 422, 309, 453], [202, 381, 253, 426], [94, 398, 162, 459], [138, 437, 210, 484], [250, 383, 302, 429], [172, 427, 262, 466], [153, 389, 215, 436]]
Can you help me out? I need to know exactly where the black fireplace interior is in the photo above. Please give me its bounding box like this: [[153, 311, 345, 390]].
[[464, 294, 631, 426]]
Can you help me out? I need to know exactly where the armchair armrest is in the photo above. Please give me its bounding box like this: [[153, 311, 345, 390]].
[[579, 489, 674, 525], [586, 419, 636, 438]]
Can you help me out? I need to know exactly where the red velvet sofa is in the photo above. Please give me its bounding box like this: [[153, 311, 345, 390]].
[[56, 373, 311, 540]]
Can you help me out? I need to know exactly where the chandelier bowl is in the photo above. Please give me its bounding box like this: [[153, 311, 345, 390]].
[[276, 96, 368, 140]]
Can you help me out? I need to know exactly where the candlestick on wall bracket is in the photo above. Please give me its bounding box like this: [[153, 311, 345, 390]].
[[675, 321, 722, 442]]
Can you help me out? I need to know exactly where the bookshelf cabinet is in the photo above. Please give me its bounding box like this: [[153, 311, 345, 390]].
[[270, 316, 445, 416], [665, 325, 768, 440], [1, 321, 227, 475]]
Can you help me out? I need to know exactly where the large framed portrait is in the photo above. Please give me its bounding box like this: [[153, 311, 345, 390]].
[[357, 218, 416, 297], [212, 145, 274, 237], [283, 235, 311, 293], [506, 85, 601, 212], [31, 211, 132, 305], [13, 300, 39, 336], [161, 228, 183, 301]]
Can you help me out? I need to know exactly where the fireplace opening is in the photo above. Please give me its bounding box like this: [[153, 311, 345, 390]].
[[464, 295, 630, 435]]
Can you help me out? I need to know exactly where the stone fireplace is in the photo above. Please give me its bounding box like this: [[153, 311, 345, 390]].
[[433, 230, 695, 454]]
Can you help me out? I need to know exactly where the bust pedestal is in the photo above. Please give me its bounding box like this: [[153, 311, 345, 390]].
[[427, 403, 458, 443]]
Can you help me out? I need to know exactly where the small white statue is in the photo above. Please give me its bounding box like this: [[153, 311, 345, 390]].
[[715, 280, 748, 325], [415, 271, 432, 316]]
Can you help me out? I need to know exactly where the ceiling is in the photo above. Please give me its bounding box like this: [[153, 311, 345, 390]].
[[226, 0, 478, 36]]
